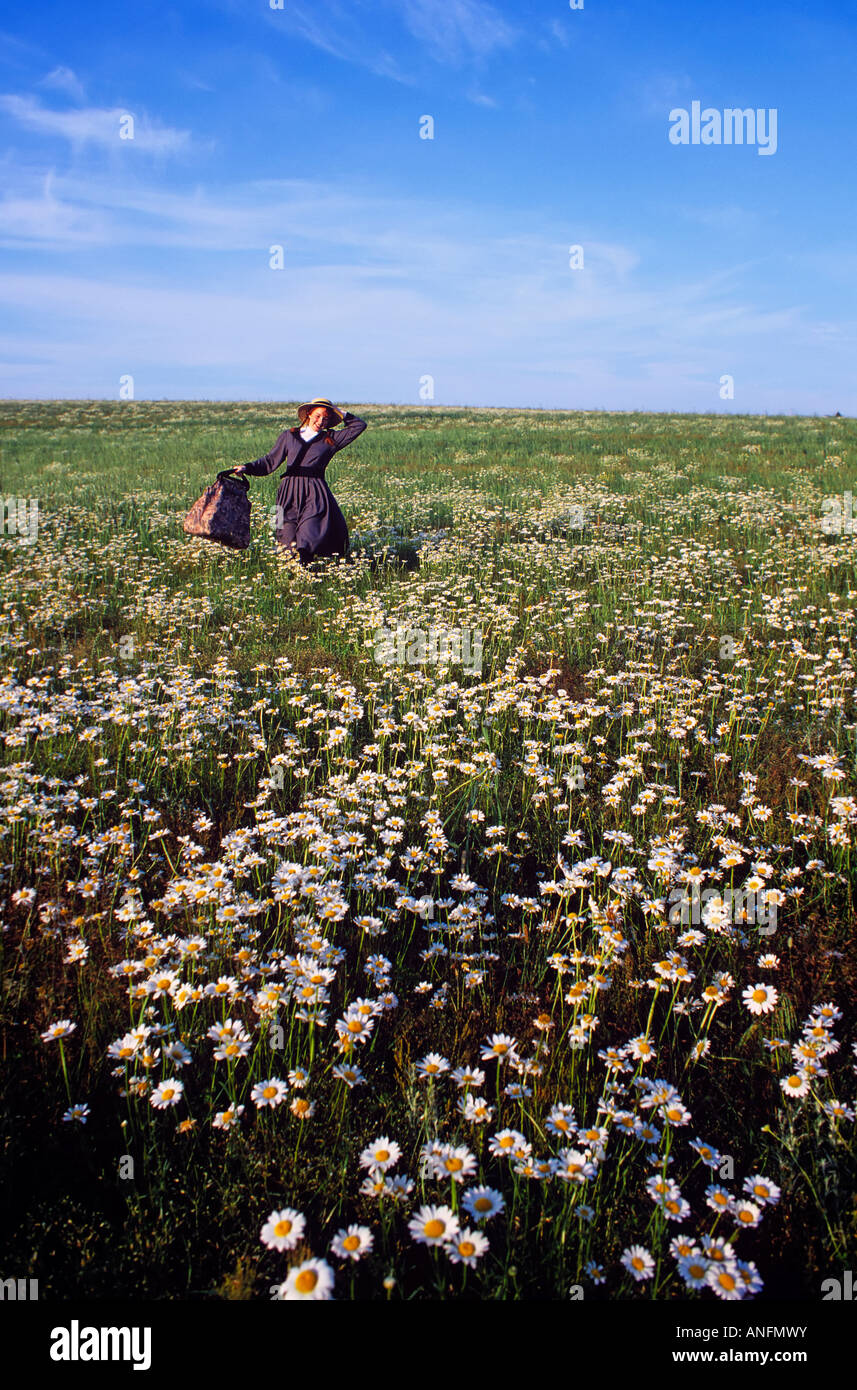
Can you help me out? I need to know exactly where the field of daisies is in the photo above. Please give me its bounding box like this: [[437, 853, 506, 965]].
[[1, 399, 855, 1301]]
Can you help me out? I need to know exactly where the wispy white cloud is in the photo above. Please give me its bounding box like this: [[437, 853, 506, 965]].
[[0, 260, 844, 413], [38, 65, 86, 102], [399, 0, 518, 65], [266, 0, 414, 84], [466, 88, 498, 108], [0, 93, 195, 154], [677, 204, 762, 233]]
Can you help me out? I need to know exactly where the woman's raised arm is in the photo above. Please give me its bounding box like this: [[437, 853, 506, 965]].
[[330, 412, 367, 453]]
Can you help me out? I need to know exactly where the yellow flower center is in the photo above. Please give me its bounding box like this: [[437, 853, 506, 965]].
[[294, 1270, 318, 1293], [445, 1158, 463, 1172], [738, 1209, 754, 1223], [424, 1219, 445, 1239], [263, 1086, 277, 1099], [718, 1272, 736, 1291], [375, 1149, 390, 1163], [343, 1235, 360, 1251], [474, 1197, 491, 1212], [688, 1263, 705, 1279], [347, 1019, 363, 1033], [459, 1241, 476, 1258], [274, 1220, 293, 1237], [752, 989, 766, 1003]]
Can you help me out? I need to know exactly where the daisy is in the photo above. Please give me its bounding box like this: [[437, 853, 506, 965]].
[[108, 1034, 141, 1062], [626, 1034, 656, 1063], [660, 1101, 691, 1127], [260, 1207, 306, 1251], [332, 1063, 366, 1088], [488, 1129, 530, 1159], [584, 1260, 606, 1284], [290, 1097, 315, 1120], [545, 1103, 577, 1139], [678, 1253, 710, 1289], [212, 1103, 244, 1129], [458, 1094, 495, 1124], [621, 1245, 655, 1281], [823, 1098, 855, 1121], [742, 983, 779, 1015], [359, 1137, 401, 1172], [150, 1079, 184, 1109], [554, 1148, 596, 1183], [481, 1033, 519, 1063], [707, 1264, 745, 1300], [780, 1072, 810, 1098], [462, 1186, 505, 1222], [414, 1053, 450, 1079], [702, 1236, 736, 1265], [330, 1225, 374, 1261], [742, 1174, 780, 1205], [62, 1102, 90, 1124], [690, 1137, 722, 1168], [276, 1257, 335, 1300], [446, 1228, 489, 1266], [41, 1019, 76, 1042], [383, 1174, 415, 1201], [735, 1259, 764, 1295], [732, 1199, 762, 1229], [251, 1078, 289, 1109], [408, 1204, 459, 1246], [435, 1144, 477, 1184]]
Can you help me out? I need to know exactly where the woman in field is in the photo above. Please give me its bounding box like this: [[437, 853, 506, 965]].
[[234, 397, 366, 563]]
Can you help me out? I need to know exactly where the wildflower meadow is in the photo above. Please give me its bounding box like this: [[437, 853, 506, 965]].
[[1, 399, 855, 1303]]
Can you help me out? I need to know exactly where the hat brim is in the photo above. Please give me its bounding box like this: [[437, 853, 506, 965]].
[[297, 401, 344, 425]]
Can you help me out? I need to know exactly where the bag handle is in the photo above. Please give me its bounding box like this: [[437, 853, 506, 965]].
[[217, 468, 250, 490]]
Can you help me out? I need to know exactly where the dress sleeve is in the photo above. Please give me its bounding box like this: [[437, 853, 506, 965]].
[[240, 431, 291, 476], [330, 412, 367, 453]]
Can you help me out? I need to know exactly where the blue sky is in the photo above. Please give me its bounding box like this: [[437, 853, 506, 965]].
[[1, 0, 855, 411]]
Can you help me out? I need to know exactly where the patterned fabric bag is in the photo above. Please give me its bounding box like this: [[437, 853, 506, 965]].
[[182, 470, 251, 550]]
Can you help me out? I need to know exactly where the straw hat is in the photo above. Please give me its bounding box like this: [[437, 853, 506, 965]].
[[297, 397, 345, 426]]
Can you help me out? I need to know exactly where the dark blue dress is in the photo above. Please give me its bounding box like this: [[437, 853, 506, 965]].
[[241, 412, 366, 559]]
